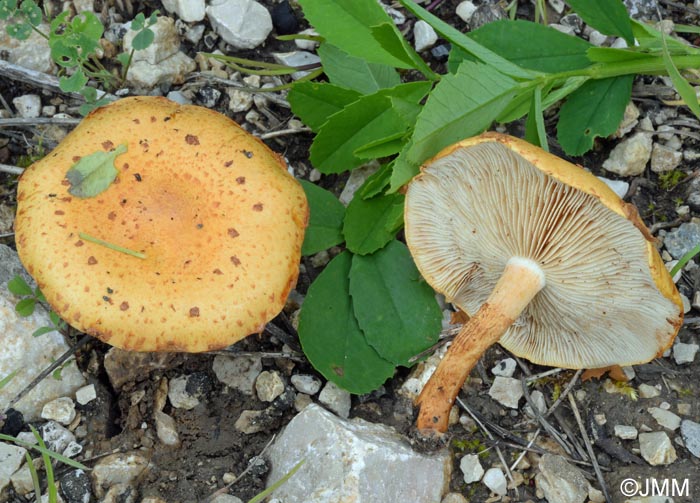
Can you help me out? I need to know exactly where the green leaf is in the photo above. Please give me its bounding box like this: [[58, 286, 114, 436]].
[[389, 60, 521, 191], [661, 35, 700, 119], [298, 252, 395, 394], [15, 297, 36, 317], [0, 0, 18, 21], [20, 0, 41, 26], [310, 82, 431, 174], [0, 369, 18, 390], [524, 86, 548, 150], [288, 82, 361, 132], [353, 131, 407, 160], [297, 0, 415, 68], [566, 0, 634, 45], [556, 75, 633, 156], [131, 12, 145, 31], [65, 143, 127, 198], [369, 22, 437, 80], [7, 275, 33, 296], [398, 0, 538, 80], [7, 22, 31, 39], [343, 192, 404, 255], [131, 27, 155, 51], [466, 19, 593, 73], [33, 326, 58, 337], [349, 240, 442, 366], [318, 43, 401, 94], [59, 70, 88, 93], [299, 180, 346, 255], [357, 161, 394, 200]]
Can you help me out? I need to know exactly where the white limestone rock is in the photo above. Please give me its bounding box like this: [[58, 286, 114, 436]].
[[673, 342, 698, 365], [41, 397, 77, 425], [91, 452, 151, 498], [124, 16, 180, 65], [0, 20, 54, 73], [255, 370, 285, 402], [488, 376, 523, 409], [155, 410, 181, 447], [597, 176, 629, 198], [614, 425, 638, 440], [290, 374, 322, 395], [0, 247, 87, 420], [168, 375, 200, 410], [639, 431, 677, 465], [13, 94, 42, 118], [318, 381, 351, 418], [75, 384, 97, 405], [651, 143, 683, 173], [212, 355, 262, 395], [648, 407, 681, 431], [602, 132, 652, 176], [161, 0, 205, 22], [266, 404, 450, 503], [0, 442, 26, 495], [414, 20, 438, 52], [482, 468, 507, 496], [206, 0, 273, 50], [535, 454, 589, 503], [680, 419, 700, 458], [126, 51, 196, 88], [459, 454, 484, 484], [491, 358, 516, 377]]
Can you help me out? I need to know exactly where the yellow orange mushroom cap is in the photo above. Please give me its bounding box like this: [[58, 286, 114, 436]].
[[405, 132, 683, 368], [14, 96, 309, 352]]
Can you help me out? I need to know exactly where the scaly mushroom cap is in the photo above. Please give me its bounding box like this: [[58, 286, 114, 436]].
[[15, 96, 309, 352], [405, 132, 682, 368]]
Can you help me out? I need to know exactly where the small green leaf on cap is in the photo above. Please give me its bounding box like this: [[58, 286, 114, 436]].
[[66, 143, 127, 198]]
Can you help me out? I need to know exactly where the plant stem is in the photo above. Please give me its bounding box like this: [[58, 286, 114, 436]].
[[415, 257, 545, 435], [78, 232, 146, 259]]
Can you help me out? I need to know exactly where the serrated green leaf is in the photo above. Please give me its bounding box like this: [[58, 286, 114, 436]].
[[297, 0, 414, 68], [299, 180, 346, 255], [566, 0, 634, 45], [369, 22, 437, 79], [524, 86, 548, 150], [349, 240, 442, 366], [556, 75, 633, 156], [15, 297, 36, 317], [310, 81, 431, 174], [343, 192, 404, 255], [65, 143, 127, 198], [357, 161, 394, 200], [288, 82, 361, 132], [661, 35, 700, 119], [318, 43, 401, 95], [298, 252, 395, 394], [7, 275, 32, 296], [465, 20, 593, 73], [398, 0, 538, 80], [388, 61, 521, 191]]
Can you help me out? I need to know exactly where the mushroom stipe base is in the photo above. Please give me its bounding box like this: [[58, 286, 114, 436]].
[[415, 257, 544, 434]]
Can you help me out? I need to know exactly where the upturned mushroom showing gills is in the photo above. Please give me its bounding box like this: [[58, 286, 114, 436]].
[[404, 132, 683, 435], [15, 96, 308, 352]]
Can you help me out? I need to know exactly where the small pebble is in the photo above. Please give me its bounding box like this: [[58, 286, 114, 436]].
[[168, 375, 200, 410], [75, 384, 97, 405], [638, 383, 661, 398], [648, 407, 681, 431], [13, 95, 42, 118], [639, 431, 677, 465], [673, 342, 699, 365], [491, 358, 516, 377], [614, 425, 638, 440], [459, 454, 484, 484], [680, 419, 700, 458], [155, 410, 181, 447], [318, 381, 352, 418], [482, 467, 507, 495], [413, 20, 438, 52], [41, 397, 76, 425], [290, 374, 322, 395], [255, 371, 285, 402], [488, 376, 523, 409]]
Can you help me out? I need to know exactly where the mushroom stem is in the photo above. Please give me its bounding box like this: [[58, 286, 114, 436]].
[[415, 257, 545, 434]]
